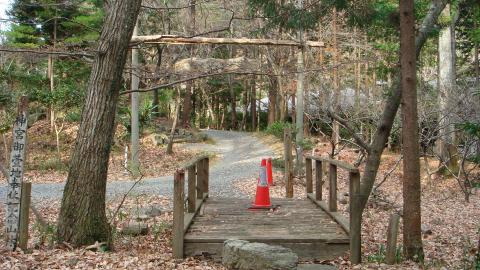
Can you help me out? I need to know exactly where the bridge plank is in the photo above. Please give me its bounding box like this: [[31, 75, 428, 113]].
[[184, 197, 349, 259]]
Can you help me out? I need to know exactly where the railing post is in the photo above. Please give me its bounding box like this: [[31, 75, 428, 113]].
[[386, 213, 400, 264], [315, 160, 322, 201], [187, 166, 196, 213], [197, 161, 204, 199], [18, 182, 31, 250], [204, 158, 209, 197], [202, 158, 209, 197], [305, 158, 313, 194], [328, 163, 338, 212], [173, 170, 185, 259], [349, 171, 361, 264], [284, 128, 294, 198]]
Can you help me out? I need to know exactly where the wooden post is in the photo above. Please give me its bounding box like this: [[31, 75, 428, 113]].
[[204, 158, 209, 197], [315, 160, 322, 201], [6, 96, 29, 251], [196, 160, 204, 199], [202, 158, 209, 197], [173, 170, 185, 259], [18, 182, 31, 250], [305, 158, 313, 194], [386, 213, 400, 264], [284, 128, 293, 198], [349, 171, 361, 264], [187, 166, 196, 213], [328, 163, 337, 212]]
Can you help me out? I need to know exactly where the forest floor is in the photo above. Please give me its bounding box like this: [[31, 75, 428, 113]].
[[233, 134, 480, 269], [0, 131, 478, 269], [0, 120, 198, 184]]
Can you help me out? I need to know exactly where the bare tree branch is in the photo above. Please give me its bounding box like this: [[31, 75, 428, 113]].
[[327, 110, 371, 152], [0, 47, 94, 57]]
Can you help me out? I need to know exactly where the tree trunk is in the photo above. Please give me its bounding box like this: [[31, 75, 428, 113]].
[[268, 76, 277, 126], [400, 0, 424, 260], [295, 0, 305, 172], [251, 76, 257, 131], [437, 4, 457, 170], [49, 14, 57, 131], [182, 0, 196, 128], [57, 0, 142, 246], [242, 81, 248, 130], [131, 21, 140, 174], [152, 46, 164, 117], [332, 7, 340, 146], [203, 87, 215, 128], [475, 19, 479, 88], [167, 90, 181, 154], [229, 74, 237, 129], [278, 76, 286, 122]]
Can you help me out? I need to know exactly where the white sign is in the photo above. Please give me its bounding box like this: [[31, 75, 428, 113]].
[[6, 97, 28, 251], [259, 166, 268, 187]]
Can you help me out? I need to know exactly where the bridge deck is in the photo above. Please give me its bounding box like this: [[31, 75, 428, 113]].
[[184, 197, 349, 260]]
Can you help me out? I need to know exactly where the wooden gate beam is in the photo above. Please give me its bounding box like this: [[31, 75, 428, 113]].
[[131, 35, 324, 47]]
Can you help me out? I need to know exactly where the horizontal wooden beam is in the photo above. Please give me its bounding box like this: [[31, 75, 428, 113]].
[[184, 194, 208, 234], [181, 154, 209, 169], [307, 193, 350, 234], [305, 155, 359, 173], [131, 35, 324, 48]]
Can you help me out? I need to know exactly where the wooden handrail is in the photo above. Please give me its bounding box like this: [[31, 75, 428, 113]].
[[172, 155, 210, 259], [305, 155, 359, 173], [180, 154, 209, 169], [305, 155, 361, 265]]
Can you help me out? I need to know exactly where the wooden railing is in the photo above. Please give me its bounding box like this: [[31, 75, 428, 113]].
[[305, 155, 361, 264], [173, 155, 210, 259]]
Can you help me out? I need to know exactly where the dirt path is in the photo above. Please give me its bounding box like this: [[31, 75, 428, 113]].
[[0, 130, 274, 202]]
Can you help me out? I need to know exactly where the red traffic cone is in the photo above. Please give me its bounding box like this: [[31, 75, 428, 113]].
[[250, 159, 271, 209], [267, 158, 274, 186]]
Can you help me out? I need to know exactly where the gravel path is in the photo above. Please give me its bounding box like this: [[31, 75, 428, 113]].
[[0, 130, 274, 203]]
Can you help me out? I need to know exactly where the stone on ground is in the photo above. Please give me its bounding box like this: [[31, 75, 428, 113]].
[[297, 264, 338, 270], [139, 205, 163, 217], [222, 239, 298, 270]]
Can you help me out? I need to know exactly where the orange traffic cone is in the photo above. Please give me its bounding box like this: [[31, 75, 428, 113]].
[[250, 159, 271, 209], [266, 158, 274, 186]]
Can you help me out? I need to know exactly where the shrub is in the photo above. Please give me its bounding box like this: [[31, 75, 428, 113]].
[[265, 121, 294, 138]]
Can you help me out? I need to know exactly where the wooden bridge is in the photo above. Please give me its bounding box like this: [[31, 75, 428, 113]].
[[172, 155, 362, 264]]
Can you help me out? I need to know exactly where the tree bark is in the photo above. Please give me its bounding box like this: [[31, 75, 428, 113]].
[[295, 0, 305, 172], [475, 19, 479, 88], [152, 46, 164, 117], [57, 0, 142, 246], [332, 7, 340, 146], [242, 81, 248, 130], [167, 90, 181, 154], [437, 4, 457, 170], [251, 76, 257, 131], [131, 21, 140, 173], [228, 74, 237, 129], [400, 0, 424, 260], [182, 0, 196, 128], [268, 76, 277, 126]]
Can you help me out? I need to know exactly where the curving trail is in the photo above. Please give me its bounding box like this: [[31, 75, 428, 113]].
[[0, 130, 274, 202]]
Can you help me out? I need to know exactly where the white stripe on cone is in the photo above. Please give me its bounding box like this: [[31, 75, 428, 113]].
[[259, 166, 268, 187]]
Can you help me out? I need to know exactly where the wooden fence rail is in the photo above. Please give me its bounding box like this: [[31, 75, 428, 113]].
[[305, 155, 362, 264], [173, 155, 210, 259]]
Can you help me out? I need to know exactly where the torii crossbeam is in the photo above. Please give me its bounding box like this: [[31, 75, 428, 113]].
[[131, 35, 324, 47]]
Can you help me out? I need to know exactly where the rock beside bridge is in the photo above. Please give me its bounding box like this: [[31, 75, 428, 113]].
[[222, 239, 298, 270]]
